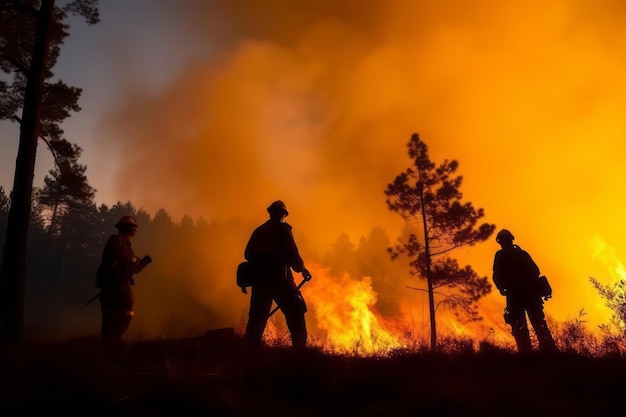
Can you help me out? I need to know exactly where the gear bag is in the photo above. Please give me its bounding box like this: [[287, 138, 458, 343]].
[[237, 261, 256, 293], [533, 275, 552, 299]]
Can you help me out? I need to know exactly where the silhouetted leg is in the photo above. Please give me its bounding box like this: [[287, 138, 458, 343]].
[[510, 318, 532, 352], [100, 288, 134, 343], [276, 287, 308, 348], [119, 311, 133, 338], [101, 309, 132, 342], [506, 299, 532, 353], [245, 285, 273, 346], [101, 310, 115, 341], [527, 302, 557, 352]]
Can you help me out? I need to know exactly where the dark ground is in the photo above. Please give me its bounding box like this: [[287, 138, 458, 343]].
[[1, 329, 625, 417]]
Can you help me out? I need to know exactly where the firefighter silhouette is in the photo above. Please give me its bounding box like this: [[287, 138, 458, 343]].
[[243, 201, 312, 348], [492, 229, 556, 353], [96, 216, 150, 342]]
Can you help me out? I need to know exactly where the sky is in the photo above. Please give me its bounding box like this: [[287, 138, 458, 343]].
[[3, 0, 626, 333]]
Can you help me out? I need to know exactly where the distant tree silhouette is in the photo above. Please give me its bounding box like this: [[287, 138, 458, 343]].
[[354, 227, 394, 282], [38, 139, 96, 240], [385, 133, 495, 349], [323, 233, 357, 277], [0, 0, 100, 341], [0, 191, 265, 340], [355, 227, 408, 317], [314, 227, 412, 318]]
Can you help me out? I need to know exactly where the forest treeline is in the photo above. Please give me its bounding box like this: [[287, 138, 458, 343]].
[[0, 1, 623, 352], [0, 184, 414, 341], [2, 179, 626, 356]]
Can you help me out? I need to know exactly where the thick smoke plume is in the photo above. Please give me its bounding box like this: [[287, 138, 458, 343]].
[[94, 0, 626, 335]]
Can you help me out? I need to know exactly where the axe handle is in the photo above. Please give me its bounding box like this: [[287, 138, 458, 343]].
[[267, 278, 309, 318], [85, 291, 101, 306]]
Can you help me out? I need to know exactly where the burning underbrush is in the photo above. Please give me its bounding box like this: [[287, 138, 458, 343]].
[[237, 264, 626, 358], [241, 264, 524, 356]]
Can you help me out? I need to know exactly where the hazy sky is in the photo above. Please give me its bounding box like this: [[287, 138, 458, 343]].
[[3, 0, 626, 330]]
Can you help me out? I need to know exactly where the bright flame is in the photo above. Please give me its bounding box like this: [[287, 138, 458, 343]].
[[448, 319, 468, 337], [262, 263, 514, 355], [302, 266, 404, 355]]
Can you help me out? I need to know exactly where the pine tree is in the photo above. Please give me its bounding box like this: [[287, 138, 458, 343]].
[[0, 0, 99, 342], [385, 133, 495, 349], [38, 138, 96, 241]]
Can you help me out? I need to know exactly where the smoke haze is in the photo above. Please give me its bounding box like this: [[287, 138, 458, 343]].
[[94, 0, 626, 331]]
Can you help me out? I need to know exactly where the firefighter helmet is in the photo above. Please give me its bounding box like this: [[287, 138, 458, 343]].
[[496, 229, 514, 243], [267, 200, 288, 216], [115, 215, 139, 229]]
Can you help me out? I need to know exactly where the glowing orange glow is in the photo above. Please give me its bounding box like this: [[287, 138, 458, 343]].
[[258, 264, 517, 353], [302, 266, 403, 355], [589, 236, 625, 327], [95, 2, 626, 346]]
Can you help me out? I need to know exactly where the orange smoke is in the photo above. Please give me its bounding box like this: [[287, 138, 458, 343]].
[[589, 236, 626, 327], [91, 1, 626, 342]]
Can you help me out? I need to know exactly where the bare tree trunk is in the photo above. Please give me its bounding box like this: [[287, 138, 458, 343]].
[[0, 0, 54, 343], [416, 155, 437, 350], [49, 200, 59, 237], [420, 196, 437, 350], [424, 249, 436, 349]]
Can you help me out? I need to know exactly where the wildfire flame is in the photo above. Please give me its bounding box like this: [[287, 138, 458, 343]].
[[256, 237, 626, 355], [264, 263, 512, 355], [305, 268, 403, 356]]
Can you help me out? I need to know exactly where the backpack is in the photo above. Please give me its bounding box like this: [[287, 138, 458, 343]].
[[237, 261, 256, 293], [533, 275, 552, 299]]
